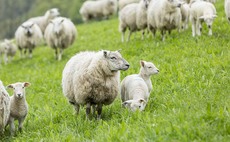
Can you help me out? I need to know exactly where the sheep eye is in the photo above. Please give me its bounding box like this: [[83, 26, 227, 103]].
[[139, 106, 141, 108], [148, 67, 152, 69], [110, 57, 117, 60]]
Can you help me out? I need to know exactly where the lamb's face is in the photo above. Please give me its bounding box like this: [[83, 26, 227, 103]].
[[48, 8, 60, 19], [7, 82, 30, 99], [167, 0, 181, 8], [21, 22, 34, 37], [143, 0, 151, 9], [199, 15, 217, 28], [141, 61, 159, 76], [51, 18, 64, 35], [103, 50, 130, 71], [123, 99, 146, 111]]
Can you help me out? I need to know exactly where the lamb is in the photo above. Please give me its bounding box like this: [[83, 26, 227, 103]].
[[15, 21, 43, 58], [0, 80, 10, 134], [147, 0, 182, 41], [119, 0, 151, 42], [180, 2, 190, 30], [44, 17, 77, 60], [0, 39, 17, 64], [190, 0, 217, 37], [79, 0, 117, 22], [62, 50, 129, 119], [7, 82, 30, 135], [27, 8, 60, 34], [225, 0, 230, 23], [118, 0, 140, 10], [121, 61, 159, 111]]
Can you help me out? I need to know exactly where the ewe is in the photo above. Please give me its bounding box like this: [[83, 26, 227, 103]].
[[62, 50, 129, 119], [7, 82, 30, 135], [45, 17, 77, 60], [0, 39, 17, 64], [121, 61, 159, 111]]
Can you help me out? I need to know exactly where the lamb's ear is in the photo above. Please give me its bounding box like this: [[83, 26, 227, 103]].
[[117, 49, 122, 53], [24, 82, 31, 87], [212, 15, 217, 18], [60, 19, 65, 23], [140, 60, 145, 67], [122, 100, 133, 107], [29, 23, 34, 28], [21, 25, 26, 29], [139, 99, 146, 104], [103, 50, 108, 58], [6, 84, 14, 89], [199, 16, 206, 20]]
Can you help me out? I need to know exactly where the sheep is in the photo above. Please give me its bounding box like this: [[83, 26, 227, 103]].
[[0, 80, 10, 134], [62, 50, 129, 119], [118, 0, 140, 10], [0, 39, 17, 64], [15, 21, 43, 58], [190, 0, 217, 37], [27, 8, 60, 34], [121, 61, 159, 111], [44, 17, 77, 61], [225, 0, 230, 23], [147, 0, 182, 41], [79, 0, 117, 22], [6, 82, 30, 135], [119, 0, 151, 42], [180, 2, 190, 30]]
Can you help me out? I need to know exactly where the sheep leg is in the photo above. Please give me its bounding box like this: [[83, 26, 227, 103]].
[[86, 102, 91, 119], [29, 48, 33, 58], [161, 30, 166, 41], [208, 25, 212, 36], [92, 105, 96, 116], [58, 48, 63, 61], [127, 31, 132, 42], [141, 30, 145, 40], [191, 19, 196, 37], [196, 20, 201, 36], [9, 117, 15, 136], [74, 104, 80, 115], [24, 49, 27, 57], [55, 48, 58, 60], [96, 104, 102, 120], [148, 25, 156, 39], [4, 53, 8, 64], [18, 117, 26, 132], [120, 27, 126, 43]]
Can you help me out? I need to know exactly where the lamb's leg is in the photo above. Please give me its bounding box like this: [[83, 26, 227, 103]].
[[127, 30, 132, 42], [18, 117, 26, 132], [55, 48, 58, 60], [96, 104, 103, 120], [24, 49, 27, 58], [86, 102, 91, 119], [161, 30, 166, 41], [141, 30, 145, 40], [9, 117, 15, 136], [29, 48, 33, 58], [92, 105, 96, 116], [196, 20, 201, 36], [4, 53, 8, 64], [191, 19, 196, 37], [148, 25, 156, 39], [120, 27, 126, 43], [58, 48, 63, 61], [74, 104, 80, 115]]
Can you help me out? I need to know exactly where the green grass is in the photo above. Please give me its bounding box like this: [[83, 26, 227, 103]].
[[0, 1, 230, 141]]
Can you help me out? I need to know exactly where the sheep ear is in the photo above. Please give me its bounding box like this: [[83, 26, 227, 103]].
[[29, 23, 34, 28], [24, 82, 31, 87], [21, 25, 26, 29], [139, 99, 146, 104], [6, 84, 14, 89], [61, 19, 65, 23], [140, 60, 145, 67], [117, 49, 122, 53], [212, 15, 217, 18], [103, 51, 108, 58], [122, 100, 133, 107], [199, 16, 205, 20]]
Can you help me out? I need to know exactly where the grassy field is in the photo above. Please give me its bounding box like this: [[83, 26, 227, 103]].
[[0, 1, 230, 141]]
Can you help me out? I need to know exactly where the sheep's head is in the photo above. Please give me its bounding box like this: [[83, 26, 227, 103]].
[[103, 50, 130, 72], [140, 61, 159, 76], [48, 8, 60, 19], [143, 0, 151, 9], [167, 0, 182, 8], [199, 15, 217, 28], [51, 18, 65, 36], [21, 22, 34, 37], [7, 82, 30, 99], [122, 99, 147, 111]]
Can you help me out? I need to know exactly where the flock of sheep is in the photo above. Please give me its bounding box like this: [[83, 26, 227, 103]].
[[0, 0, 229, 137]]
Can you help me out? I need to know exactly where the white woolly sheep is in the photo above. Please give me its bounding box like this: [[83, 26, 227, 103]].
[[44, 17, 77, 60], [118, 0, 140, 10], [7, 82, 30, 135], [121, 61, 159, 111], [0, 80, 10, 134], [119, 0, 151, 42], [28, 8, 60, 34], [180, 2, 190, 30], [190, 0, 217, 37], [15, 21, 43, 58], [0, 39, 17, 64], [62, 50, 129, 119], [148, 0, 182, 41], [79, 0, 117, 22], [225, 0, 230, 23]]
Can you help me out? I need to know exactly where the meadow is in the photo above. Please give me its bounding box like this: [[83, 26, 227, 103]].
[[0, 1, 230, 141]]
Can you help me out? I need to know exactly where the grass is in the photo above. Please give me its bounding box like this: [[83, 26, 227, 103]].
[[0, 1, 230, 141]]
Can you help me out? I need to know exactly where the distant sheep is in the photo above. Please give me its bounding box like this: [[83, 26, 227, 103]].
[[7, 82, 30, 135], [28, 8, 60, 34], [44, 17, 77, 60], [79, 0, 117, 22], [62, 50, 129, 119], [119, 0, 150, 42], [190, 0, 217, 36], [148, 0, 182, 41], [225, 0, 230, 22], [121, 61, 159, 111], [0, 39, 17, 64], [118, 0, 140, 10], [15, 21, 43, 58], [0, 80, 10, 134]]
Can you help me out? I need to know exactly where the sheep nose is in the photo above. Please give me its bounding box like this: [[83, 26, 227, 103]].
[[125, 64, 130, 68], [157, 69, 160, 72], [178, 3, 181, 7], [17, 94, 22, 97], [208, 25, 211, 29]]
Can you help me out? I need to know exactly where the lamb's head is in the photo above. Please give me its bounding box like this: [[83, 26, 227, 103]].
[[46, 8, 60, 19], [199, 15, 217, 29], [122, 99, 147, 111], [51, 18, 65, 36], [7, 82, 30, 99], [167, 0, 182, 8], [21, 21, 35, 37], [140, 60, 159, 76], [143, 0, 151, 9], [103, 50, 130, 72]]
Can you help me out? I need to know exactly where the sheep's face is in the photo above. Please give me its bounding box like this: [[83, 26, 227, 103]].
[[21, 22, 34, 37], [7, 82, 30, 99], [123, 99, 146, 111], [51, 19, 64, 35], [199, 15, 217, 28], [143, 0, 151, 9], [167, 0, 181, 8], [140, 61, 159, 76], [103, 50, 130, 71], [48, 8, 60, 19]]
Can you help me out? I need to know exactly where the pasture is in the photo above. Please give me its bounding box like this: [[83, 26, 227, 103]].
[[0, 1, 229, 141]]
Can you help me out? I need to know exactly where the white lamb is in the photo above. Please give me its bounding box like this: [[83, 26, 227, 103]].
[[225, 0, 230, 23], [119, 0, 151, 42], [44, 17, 77, 60], [28, 8, 60, 34], [7, 82, 30, 135], [79, 0, 117, 22], [118, 0, 140, 10], [15, 21, 43, 58], [121, 61, 159, 111], [148, 0, 182, 41], [0, 39, 17, 64], [0, 80, 10, 134], [62, 50, 129, 119], [180, 2, 190, 30], [190, 0, 217, 37]]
